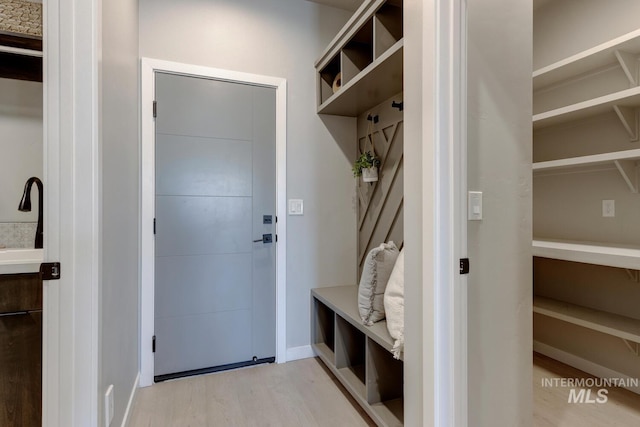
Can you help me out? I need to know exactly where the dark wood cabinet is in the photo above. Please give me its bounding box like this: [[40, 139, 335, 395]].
[[0, 273, 42, 427]]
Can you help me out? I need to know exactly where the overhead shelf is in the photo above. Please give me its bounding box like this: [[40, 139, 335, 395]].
[[533, 28, 640, 90], [318, 40, 403, 116], [533, 86, 640, 130], [534, 296, 640, 343], [532, 238, 640, 270]]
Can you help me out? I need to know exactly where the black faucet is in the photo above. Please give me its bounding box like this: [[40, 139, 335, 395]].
[[18, 177, 43, 249]]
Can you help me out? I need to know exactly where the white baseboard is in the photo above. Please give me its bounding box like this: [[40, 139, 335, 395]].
[[534, 341, 640, 394], [286, 345, 315, 362], [121, 372, 140, 427]]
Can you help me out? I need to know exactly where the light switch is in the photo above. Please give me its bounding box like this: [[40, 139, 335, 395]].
[[288, 199, 304, 215], [468, 191, 483, 221], [603, 200, 615, 217]]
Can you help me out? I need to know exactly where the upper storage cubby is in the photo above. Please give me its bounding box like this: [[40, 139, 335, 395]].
[[315, 0, 403, 116]]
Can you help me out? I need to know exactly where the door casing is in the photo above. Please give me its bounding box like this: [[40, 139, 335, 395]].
[[139, 58, 288, 387]]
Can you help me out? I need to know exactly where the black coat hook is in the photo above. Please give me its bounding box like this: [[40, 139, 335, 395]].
[[391, 101, 403, 111], [367, 114, 379, 124]]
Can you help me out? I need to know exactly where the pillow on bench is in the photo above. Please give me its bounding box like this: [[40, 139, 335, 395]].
[[358, 241, 399, 326], [384, 248, 404, 359]]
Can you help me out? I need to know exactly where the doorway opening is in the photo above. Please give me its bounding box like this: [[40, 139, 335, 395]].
[[139, 59, 288, 387]]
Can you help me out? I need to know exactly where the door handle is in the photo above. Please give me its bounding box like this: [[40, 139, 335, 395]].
[[253, 234, 273, 244]]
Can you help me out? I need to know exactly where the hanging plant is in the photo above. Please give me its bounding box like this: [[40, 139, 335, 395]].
[[352, 151, 381, 182], [353, 113, 381, 182]]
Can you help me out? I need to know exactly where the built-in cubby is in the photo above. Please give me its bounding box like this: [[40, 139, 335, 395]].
[[315, 0, 403, 116], [313, 296, 336, 361], [533, 3, 640, 393], [312, 286, 403, 427]]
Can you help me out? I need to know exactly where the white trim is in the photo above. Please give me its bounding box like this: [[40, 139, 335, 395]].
[[434, 0, 467, 426], [120, 373, 140, 427], [286, 345, 315, 362], [43, 0, 100, 425], [139, 58, 287, 387], [534, 341, 640, 394]]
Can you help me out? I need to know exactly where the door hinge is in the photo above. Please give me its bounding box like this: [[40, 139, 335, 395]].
[[152, 335, 156, 353], [153, 101, 157, 118], [40, 262, 61, 280], [459, 258, 470, 275], [275, 234, 278, 242], [153, 218, 156, 235]]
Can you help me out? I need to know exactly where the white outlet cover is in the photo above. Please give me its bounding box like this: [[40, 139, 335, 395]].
[[602, 200, 615, 217], [288, 199, 304, 215]]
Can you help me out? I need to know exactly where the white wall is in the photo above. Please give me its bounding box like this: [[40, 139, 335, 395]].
[[0, 78, 42, 224], [99, 0, 140, 425], [138, 0, 355, 351], [467, 0, 533, 426], [534, 0, 640, 70]]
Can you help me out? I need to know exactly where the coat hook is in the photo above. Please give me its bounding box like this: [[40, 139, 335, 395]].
[[367, 114, 379, 124], [391, 101, 403, 111]]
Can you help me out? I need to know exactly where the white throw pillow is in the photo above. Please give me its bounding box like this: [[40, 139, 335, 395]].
[[358, 241, 399, 326], [384, 248, 404, 359]]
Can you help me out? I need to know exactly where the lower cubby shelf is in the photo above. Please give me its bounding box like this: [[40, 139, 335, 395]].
[[312, 285, 403, 427]]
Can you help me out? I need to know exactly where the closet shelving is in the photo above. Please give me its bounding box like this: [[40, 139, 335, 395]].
[[315, 0, 403, 116], [533, 26, 640, 369], [532, 239, 640, 270], [0, 34, 43, 82], [533, 296, 640, 345], [312, 286, 403, 427]]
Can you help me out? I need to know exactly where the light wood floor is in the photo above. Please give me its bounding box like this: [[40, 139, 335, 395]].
[[128, 354, 640, 426], [533, 352, 640, 426], [127, 358, 376, 427]]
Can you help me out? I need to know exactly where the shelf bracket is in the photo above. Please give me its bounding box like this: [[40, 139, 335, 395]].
[[614, 50, 639, 87], [613, 159, 639, 193], [625, 269, 640, 282], [622, 339, 640, 356], [612, 105, 639, 142]]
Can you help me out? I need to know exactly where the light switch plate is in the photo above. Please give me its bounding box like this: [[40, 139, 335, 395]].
[[288, 199, 304, 215], [468, 191, 483, 221]]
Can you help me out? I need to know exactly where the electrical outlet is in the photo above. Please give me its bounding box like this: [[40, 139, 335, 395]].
[[602, 200, 615, 217], [105, 385, 114, 426]]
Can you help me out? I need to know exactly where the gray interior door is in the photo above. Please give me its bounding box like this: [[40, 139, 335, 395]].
[[154, 73, 276, 379]]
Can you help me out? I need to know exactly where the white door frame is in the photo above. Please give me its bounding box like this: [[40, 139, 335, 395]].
[[139, 58, 288, 387], [43, 0, 100, 425], [433, 0, 468, 425]]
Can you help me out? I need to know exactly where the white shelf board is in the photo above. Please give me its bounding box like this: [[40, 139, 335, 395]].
[[533, 28, 640, 90], [533, 149, 640, 172], [318, 40, 403, 117], [533, 238, 640, 269], [533, 86, 640, 130], [533, 296, 640, 343]]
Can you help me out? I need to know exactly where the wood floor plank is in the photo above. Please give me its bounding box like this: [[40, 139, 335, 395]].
[[130, 353, 640, 426], [127, 358, 375, 427], [533, 352, 640, 427]]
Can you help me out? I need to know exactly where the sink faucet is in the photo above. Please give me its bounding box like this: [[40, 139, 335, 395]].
[[18, 177, 43, 249]]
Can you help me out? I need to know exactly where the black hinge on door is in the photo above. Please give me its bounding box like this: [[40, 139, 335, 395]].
[[40, 262, 61, 280], [275, 234, 278, 243], [152, 335, 156, 353], [459, 258, 470, 275], [153, 101, 157, 118], [153, 218, 156, 235]]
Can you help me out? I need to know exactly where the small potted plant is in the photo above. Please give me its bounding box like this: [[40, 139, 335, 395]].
[[352, 151, 381, 182]]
